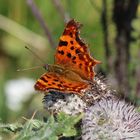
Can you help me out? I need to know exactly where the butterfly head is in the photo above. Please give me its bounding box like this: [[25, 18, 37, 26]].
[[43, 64, 49, 70]]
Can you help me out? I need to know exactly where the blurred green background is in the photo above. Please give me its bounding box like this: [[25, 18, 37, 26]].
[[0, 0, 140, 124]]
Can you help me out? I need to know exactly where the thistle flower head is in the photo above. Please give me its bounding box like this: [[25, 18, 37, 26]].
[[43, 75, 111, 115], [82, 97, 140, 140], [43, 92, 86, 115], [42, 75, 140, 139]]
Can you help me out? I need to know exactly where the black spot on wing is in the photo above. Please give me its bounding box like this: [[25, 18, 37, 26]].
[[54, 79, 59, 82], [78, 53, 84, 60], [59, 40, 68, 46], [57, 84, 63, 87], [72, 56, 76, 60], [46, 75, 51, 79], [72, 61, 76, 64], [70, 41, 73, 44], [60, 81, 64, 84], [70, 46, 74, 50], [75, 49, 80, 54], [58, 50, 64, 55], [52, 82, 56, 85], [48, 84, 52, 86], [40, 77, 48, 83], [67, 53, 71, 58]]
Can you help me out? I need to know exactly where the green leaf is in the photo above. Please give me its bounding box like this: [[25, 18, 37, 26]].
[[0, 122, 22, 133], [0, 112, 83, 140]]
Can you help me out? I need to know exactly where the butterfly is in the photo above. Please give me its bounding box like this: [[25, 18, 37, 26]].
[[34, 19, 100, 97]]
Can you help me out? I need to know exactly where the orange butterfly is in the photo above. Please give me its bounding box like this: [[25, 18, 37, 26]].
[[34, 19, 100, 96]]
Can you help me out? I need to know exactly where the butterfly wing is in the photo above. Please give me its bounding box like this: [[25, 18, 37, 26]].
[[55, 19, 100, 81], [34, 72, 89, 96]]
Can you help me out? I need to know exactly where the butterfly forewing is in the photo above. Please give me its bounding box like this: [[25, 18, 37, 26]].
[[55, 19, 100, 81]]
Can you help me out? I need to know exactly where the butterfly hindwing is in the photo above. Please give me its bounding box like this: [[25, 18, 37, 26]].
[[34, 72, 89, 96]]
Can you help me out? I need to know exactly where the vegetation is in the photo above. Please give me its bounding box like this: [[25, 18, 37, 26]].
[[0, 0, 140, 139]]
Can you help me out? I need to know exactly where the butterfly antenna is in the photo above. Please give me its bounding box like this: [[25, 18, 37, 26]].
[[25, 46, 46, 64], [17, 65, 43, 72], [20, 46, 49, 71]]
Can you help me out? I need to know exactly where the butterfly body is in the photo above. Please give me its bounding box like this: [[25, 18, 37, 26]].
[[47, 64, 65, 75], [34, 19, 100, 97]]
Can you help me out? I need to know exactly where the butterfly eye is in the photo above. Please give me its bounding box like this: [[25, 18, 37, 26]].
[[43, 64, 49, 70]]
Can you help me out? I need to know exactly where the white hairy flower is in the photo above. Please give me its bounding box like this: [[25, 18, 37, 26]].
[[42, 75, 140, 139], [82, 97, 140, 140]]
